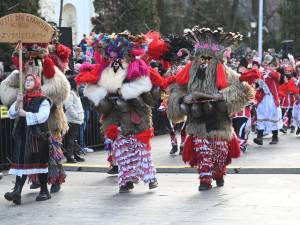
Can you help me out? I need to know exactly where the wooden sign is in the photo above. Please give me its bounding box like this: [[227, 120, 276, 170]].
[[0, 13, 55, 43]]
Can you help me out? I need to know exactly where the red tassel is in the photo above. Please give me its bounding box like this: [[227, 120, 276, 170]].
[[145, 31, 169, 60], [43, 56, 56, 79], [149, 67, 167, 88], [182, 135, 193, 163], [12, 56, 25, 71], [105, 125, 120, 140], [56, 44, 71, 61], [75, 64, 102, 85], [134, 128, 154, 150], [216, 63, 228, 90], [176, 62, 192, 85], [228, 133, 240, 158]]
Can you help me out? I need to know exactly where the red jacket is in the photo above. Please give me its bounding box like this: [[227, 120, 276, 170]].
[[279, 78, 299, 108], [256, 70, 280, 107]]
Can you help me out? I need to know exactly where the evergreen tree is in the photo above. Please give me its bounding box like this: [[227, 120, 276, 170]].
[[0, 0, 40, 16], [92, 0, 160, 34], [92, 0, 122, 33]]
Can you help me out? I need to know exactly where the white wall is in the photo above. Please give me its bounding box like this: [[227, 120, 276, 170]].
[[40, 0, 95, 44]]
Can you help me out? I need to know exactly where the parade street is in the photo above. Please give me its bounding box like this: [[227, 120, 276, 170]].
[[1, 173, 300, 225], [65, 133, 300, 173], [1, 133, 300, 225]]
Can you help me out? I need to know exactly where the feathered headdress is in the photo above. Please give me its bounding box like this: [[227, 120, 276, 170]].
[[163, 34, 194, 63], [145, 31, 169, 61], [183, 26, 243, 58]]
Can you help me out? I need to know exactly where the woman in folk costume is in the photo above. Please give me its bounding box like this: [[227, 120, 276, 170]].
[[279, 68, 300, 135], [254, 56, 282, 145], [0, 35, 71, 193], [167, 27, 256, 191], [4, 74, 51, 204], [279, 65, 297, 133], [76, 32, 158, 193]]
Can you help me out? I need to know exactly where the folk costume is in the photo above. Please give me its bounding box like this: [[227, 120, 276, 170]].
[[0, 32, 71, 193], [76, 32, 158, 193], [254, 56, 282, 145], [4, 74, 51, 204], [279, 65, 297, 133], [167, 27, 256, 191]]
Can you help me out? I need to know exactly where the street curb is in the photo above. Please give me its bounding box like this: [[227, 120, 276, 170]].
[[63, 164, 300, 174]]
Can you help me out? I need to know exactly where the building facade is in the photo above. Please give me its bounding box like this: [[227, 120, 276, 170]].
[[39, 0, 95, 44]]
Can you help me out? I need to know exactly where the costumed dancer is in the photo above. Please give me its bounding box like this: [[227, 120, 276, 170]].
[[167, 27, 256, 191], [4, 74, 51, 204], [76, 32, 158, 193], [279, 65, 297, 133], [279, 70, 300, 135], [254, 55, 282, 145]]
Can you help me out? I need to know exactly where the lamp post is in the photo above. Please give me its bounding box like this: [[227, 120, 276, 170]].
[[258, 0, 264, 59], [59, 0, 64, 27]]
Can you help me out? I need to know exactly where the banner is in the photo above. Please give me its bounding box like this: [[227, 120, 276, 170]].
[[0, 13, 55, 43]]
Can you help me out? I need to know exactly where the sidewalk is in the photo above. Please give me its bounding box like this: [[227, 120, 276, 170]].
[[65, 132, 300, 173], [1, 172, 300, 225]]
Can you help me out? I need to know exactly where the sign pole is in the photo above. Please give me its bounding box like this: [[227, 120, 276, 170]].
[[18, 41, 23, 93]]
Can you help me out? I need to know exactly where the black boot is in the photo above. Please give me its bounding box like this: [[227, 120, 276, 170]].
[[107, 165, 118, 175], [126, 181, 134, 190], [179, 146, 184, 155], [74, 152, 85, 162], [30, 181, 41, 189], [269, 130, 279, 144], [119, 185, 131, 193], [169, 145, 178, 155], [50, 183, 61, 193], [198, 182, 212, 191], [216, 177, 225, 187], [253, 130, 264, 145], [4, 175, 27, 205], [149, 178, 158, 189], [290, 126, 295, 133], [296, 127, 300, 135], [66, 156, 77, 163], [280, 126, 287, 134], [36, 174, 51, 201]]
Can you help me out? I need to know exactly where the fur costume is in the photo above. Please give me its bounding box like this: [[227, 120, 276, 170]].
[[167, 27, 255, 188], [76, 32, 157, 191]]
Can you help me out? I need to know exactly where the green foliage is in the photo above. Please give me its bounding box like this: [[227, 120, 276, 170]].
[[0, 0, 40, 16], [159, 0, 248, 35], [92, 0, 160, 34]]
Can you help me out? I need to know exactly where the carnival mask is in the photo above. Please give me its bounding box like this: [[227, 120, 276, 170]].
[[111, 58, 124, 73]]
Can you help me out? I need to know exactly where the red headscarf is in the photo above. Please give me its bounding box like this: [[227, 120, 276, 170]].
[[24, 74, 44, 103]]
